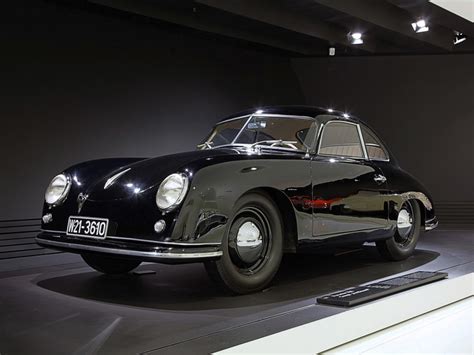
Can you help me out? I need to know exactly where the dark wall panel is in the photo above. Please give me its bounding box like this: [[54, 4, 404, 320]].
[[0, 1, 304, 220], [292, 54, 474, 209]]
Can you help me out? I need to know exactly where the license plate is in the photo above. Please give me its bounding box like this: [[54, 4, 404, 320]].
[[66, 216, 109, 239]]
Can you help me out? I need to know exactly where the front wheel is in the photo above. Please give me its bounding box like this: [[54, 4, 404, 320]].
[[376, 200, 421, 261], [81, 253, 141, 274], [205, 192, 283, 294]]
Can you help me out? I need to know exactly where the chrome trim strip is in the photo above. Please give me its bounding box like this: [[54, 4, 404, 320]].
[[359, 124, 391, 162], [108, 235, 221, 246], [245, 113, 316, 119], [40, 229, 222, 246], [356, 123, 369, 160], [425, 219, 439, 231], [231, 114, 254, 144], [41, 229, 68, 234], [399, 191, 434, 211], [36, 238, 223, 259], [104, 168, 131, 190]]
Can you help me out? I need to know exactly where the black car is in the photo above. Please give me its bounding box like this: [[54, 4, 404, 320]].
[[37, 106, 438, 294]]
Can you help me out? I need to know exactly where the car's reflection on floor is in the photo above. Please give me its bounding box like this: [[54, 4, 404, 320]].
[[36, 246, 439, 312]]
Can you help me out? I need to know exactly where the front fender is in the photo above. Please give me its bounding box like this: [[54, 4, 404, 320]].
[[171, 158, 312, 244]]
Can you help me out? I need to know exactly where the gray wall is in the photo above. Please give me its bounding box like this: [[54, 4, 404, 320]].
[[0, 1, 304, 220], [3, 1, 473, 225], [292, 54, 474, 205]]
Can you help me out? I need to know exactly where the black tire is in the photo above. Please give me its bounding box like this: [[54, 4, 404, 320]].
[[204, 192, 283, 294], [377, 200, 421, 261], [81, 253, 141, 274]]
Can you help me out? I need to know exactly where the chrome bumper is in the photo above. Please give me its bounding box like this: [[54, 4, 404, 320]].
[[36, 232, 222, 263], [425, 218, 439, 231]]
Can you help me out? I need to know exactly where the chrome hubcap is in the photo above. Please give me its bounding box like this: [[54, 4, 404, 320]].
[[397, 207, 413, 239], [236, 221, 263, 264]]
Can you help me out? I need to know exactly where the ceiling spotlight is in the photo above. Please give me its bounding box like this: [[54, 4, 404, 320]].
[[343, 113, 350, 119], [454, 31, 467, 45], [349, 32, 364, 45], [327, 108, 334, 113], [255, 109, 263, 114], [411, 19, 429, 33]]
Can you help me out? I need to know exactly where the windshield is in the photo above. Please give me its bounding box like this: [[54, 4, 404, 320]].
[[199, 115, 318, 151]]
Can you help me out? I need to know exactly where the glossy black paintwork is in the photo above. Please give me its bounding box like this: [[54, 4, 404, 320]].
[[39, 106, 436, 260], [310, 156, 389, 238]]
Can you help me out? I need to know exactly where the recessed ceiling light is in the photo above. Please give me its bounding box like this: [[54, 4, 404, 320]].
[[327, 108, 334, 113], [454, 31, 467, 45], [255, 109, 263, 114], [411, 19, 429, 33], [349, 32, 364, 45], [343, 113, 350, 118]]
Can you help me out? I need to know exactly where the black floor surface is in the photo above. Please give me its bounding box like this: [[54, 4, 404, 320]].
[[0, 230, 472, 355]]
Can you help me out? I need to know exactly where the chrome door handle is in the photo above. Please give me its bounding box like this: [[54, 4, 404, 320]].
[[374, 174, 387, 184]]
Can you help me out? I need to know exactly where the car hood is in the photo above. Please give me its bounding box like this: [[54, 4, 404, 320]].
[[84, 149, 236, 201]]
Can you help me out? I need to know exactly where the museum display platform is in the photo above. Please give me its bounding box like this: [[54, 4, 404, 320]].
[[0, 229, 472, 354]]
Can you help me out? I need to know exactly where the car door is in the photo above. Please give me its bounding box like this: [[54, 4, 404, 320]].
[[311, 120, 388, 239]]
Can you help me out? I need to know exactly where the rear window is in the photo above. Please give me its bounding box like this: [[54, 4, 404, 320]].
[[361, 125, 389, 161]]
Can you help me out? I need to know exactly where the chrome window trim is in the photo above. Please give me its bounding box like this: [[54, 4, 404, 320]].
[[359, 124, 391, 162], [231, 114, 254, 144], [356, 123, 369, 159], [36, 238, 223, 259], [316, 120, 368, 160], [40, 229, 222, 246], [365, 143, 390, 162], [216, 114, 251, 125]]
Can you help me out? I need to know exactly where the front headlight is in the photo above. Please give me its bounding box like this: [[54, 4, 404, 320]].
[[156, 173, 189, 211], [45, 174, 71, 205]]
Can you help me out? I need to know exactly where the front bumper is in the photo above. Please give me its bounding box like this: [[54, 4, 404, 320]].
[[36, 231, 222, 264]]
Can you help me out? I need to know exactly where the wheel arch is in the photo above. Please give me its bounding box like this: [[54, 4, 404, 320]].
[[390, 194, 431, 230], [241, 187, 298, 253], [413, 199, 426, 228]]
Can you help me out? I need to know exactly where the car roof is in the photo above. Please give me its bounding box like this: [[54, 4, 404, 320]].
[[218, 105, 362, 124]]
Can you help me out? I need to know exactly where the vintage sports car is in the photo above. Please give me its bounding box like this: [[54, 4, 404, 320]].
[[37, 106, 438, 294]]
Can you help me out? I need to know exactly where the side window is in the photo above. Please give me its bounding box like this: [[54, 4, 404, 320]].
[[361, 125, 389, 161], [318, 122, 364, 158]]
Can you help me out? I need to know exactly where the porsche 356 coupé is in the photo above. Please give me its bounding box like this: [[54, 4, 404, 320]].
[[37, 106, 437, 294]]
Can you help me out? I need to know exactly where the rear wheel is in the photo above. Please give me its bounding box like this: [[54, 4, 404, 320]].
[[204, 192, 283, 294], [81, 253, 141, 274], [376, 200, 421, 261]]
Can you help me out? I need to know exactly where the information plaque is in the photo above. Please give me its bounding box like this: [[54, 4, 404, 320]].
[[317, 271, 448, 307]]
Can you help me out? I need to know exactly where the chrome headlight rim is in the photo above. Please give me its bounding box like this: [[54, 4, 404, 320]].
[[155, 173, 189, 212], [45, 173, 71, 206]]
